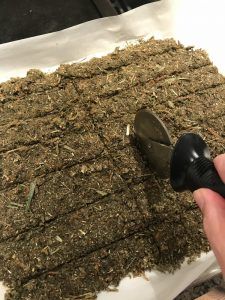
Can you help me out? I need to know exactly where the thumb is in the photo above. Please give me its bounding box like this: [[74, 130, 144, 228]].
[[193, 188, 225, 276], [193, 188, 225, 217]]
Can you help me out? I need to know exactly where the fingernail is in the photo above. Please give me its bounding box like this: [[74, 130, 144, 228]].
[[193, 189, 206, 212]]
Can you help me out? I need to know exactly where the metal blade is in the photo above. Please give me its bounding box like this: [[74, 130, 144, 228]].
[[134, 109, 173, 178]]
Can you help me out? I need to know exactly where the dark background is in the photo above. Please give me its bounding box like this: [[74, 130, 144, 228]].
[[0, 0, 158, 44]]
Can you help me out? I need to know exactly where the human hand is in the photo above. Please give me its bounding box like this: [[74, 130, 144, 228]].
[[193, 154, 225, 277]]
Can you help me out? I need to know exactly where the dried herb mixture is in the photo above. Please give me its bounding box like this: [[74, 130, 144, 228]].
[[0, 38, 224, 299]]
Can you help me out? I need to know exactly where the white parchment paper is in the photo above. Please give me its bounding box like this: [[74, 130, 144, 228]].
[[1, 0, 224, 299]]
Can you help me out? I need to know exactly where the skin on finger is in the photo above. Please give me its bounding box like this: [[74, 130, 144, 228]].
[[193, 154, 225, 277], [194, 188, 225, 277], [214, 153, 225, 183]]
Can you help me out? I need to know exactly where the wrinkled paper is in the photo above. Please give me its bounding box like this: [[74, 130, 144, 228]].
[[1, 0, 224, 299]]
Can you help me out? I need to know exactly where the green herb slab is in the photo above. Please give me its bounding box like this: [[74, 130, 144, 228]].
[[0, 38, 224, 299]]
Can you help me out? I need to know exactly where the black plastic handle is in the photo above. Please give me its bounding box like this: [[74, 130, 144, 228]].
[[186, 156, 225, 197], [170, 133, 225, 198]]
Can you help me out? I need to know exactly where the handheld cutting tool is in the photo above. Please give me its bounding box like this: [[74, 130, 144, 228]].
[[134, 108, 225, 198]]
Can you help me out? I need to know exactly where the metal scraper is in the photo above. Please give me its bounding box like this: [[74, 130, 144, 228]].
[[134, 108, 225, 198]]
